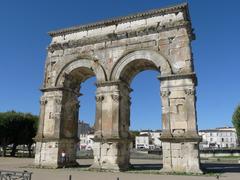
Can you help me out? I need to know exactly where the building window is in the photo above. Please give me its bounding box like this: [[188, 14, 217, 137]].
[[222, 138, 224, 142]]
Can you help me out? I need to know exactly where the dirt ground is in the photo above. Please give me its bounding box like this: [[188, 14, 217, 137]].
[[0, 158, 240, 180]]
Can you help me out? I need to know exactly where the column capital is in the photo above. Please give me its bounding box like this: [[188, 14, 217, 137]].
[[111, 94, 121, 102], [95, 95, 104, 102], [184, 88, 195, 96], [40, 86, 81, 96], [40, 98, 48, 105], [160, 90, 171, 97]]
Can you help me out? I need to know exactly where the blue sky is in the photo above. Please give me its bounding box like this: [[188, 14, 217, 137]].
[[0, 0, 239, 130]]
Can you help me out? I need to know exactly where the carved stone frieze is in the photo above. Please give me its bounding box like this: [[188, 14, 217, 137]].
[[160, 90, 171, 97], [95, 95, 104, 102], [55, 98, 62, 105], [48, 22, 191, 52], [111, 94, 121, 102], [40, 97, 48, 105], [184, 88, 195, 96]]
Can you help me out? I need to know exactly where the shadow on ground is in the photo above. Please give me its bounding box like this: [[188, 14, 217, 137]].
[[131, 163, 240, 173], [201, 163, 240, 173], [130, 163, 162, 171], [132, 163, 240, 173], [61, 161, 240, 174]]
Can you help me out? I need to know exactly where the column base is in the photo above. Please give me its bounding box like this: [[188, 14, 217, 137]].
[[89, 139, 130, 172], [34, 138, 78, 168], [161, 140, 202, 174]]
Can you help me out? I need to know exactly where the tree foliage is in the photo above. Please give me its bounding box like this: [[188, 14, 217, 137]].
[[0, 111, 38, 157], [130, 130, 140, 138], [129, 130, 140, 147], [232, 104, 240, 145]]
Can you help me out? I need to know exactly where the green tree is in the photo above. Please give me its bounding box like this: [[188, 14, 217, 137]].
[[0, 112, 11, 156], [129, 130, 140, 148], [232, 104, 240, 146], [0, 111, 38, 157]]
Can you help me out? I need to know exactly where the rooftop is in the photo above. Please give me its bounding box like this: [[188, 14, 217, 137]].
[[199, 129, 236, 133], [48, 3, 189, 37]]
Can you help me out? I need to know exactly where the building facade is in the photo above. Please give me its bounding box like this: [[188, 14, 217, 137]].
[[79, 134, 94, 150], [199, 127, 238, 149], [135, 134, 150, 149], [78, 121, 92, 136], [135, 130, 162, 150], [77, 121, 94, 150]]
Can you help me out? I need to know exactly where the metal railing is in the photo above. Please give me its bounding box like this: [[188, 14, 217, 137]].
[[0, 170, 32, 180]]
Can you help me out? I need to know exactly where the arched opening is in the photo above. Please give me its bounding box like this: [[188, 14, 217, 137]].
[[117, 59, 163, 170], [130, 70, 163, 170], [76, 76, 96, 166], [108, 50, 172, 171], [60, 66, 96, 167], [48, 58, 106, 168]]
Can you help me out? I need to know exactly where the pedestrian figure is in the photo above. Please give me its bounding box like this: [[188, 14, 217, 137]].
[[61, 150, 66, 167]]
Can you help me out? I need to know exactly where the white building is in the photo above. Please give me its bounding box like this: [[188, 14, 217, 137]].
[[135, 130, 162, 150], [78, 120, 92, 136], [78, 121, 94, 150], [135, 134, 150, 149], [199, 127, 238, 149], [79, 133, 94, 150]]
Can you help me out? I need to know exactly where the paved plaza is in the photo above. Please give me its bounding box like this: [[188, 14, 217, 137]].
[[0, 158, 240, 180]]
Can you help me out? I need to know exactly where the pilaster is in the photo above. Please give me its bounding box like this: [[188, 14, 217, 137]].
[[91, 81, 131, 171], [159, 73, 202, 173], [34, 87, 79, 168]]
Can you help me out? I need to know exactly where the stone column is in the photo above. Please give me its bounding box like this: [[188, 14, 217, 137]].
[[159, 73, 202, 174], [159, 89, 173, 171], [91, 81, 131, 171], [34, 87, 79, 168]]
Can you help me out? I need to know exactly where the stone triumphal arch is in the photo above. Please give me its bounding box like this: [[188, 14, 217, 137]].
[[35, 3, 202, 173]]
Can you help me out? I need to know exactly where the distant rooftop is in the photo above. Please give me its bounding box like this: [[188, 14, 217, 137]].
[[140, 129, 162, 132], [199, 127, 236, 132], [216, 126, 234, 129]]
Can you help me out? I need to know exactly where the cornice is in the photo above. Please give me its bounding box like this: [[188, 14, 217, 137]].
[[160, 130, 202, 142], [48, 3, 189, 37], [48, 21, 193, 52], [40, 86, 81, 96], [158, 72, 197, 85]]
